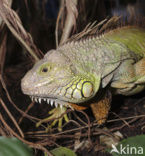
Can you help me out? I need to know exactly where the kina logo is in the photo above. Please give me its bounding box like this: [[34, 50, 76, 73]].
[[110, 144, 143, 155], [110, 144, 120, 154]]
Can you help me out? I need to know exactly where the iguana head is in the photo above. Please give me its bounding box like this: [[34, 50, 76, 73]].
[[21, 50, 100, 108]]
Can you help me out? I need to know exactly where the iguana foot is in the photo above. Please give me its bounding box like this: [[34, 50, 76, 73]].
[[90, 91, 111, 125], [36, 106, 69, 131]]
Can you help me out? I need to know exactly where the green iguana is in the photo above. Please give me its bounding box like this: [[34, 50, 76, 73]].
[[21, 26, 145, 131]]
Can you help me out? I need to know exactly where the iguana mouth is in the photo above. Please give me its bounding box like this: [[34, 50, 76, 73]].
[[30, 96, 73, 109]]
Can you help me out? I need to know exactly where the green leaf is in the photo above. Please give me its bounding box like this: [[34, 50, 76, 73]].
[[107, 135, 145, 156], [50, 147, 77, 156], [0, 136, 33, 156]]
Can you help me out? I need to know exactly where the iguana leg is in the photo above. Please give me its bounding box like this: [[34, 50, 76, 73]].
[[111, 58, 145, 95], [36, 106, 69, 131], [90, 91, 112, 125]]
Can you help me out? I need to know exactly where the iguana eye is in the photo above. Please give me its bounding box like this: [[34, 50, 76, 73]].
[[38, 63, 51, 74], [42, 67, 48, 73]]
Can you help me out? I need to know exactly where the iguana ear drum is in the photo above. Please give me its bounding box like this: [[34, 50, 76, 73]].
[[82, 82, 93, 98]]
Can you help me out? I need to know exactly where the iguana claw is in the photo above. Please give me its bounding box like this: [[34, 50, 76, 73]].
[[36, 106, 69, 131]]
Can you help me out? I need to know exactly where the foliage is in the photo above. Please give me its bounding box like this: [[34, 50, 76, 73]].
[[50, 147, 77, 156], [0, 136, 33, 156]]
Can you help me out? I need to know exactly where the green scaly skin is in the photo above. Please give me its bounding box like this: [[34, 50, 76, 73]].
[[21, 26, 145, 130]]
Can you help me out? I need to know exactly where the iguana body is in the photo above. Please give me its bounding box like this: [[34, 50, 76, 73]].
[[21, 26, 145, 128]]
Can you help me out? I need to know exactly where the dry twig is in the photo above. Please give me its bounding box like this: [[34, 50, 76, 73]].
[[0, 0, 43, 62]]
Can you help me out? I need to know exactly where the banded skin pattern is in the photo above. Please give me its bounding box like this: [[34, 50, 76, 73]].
[[21, 26, 145, 130]]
